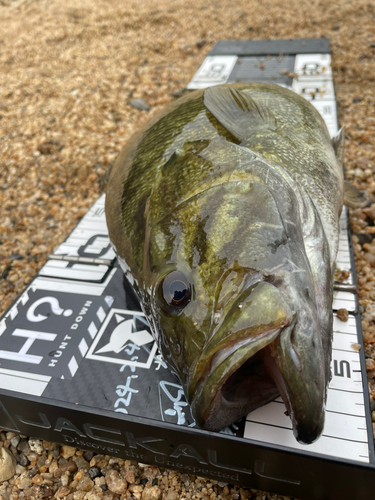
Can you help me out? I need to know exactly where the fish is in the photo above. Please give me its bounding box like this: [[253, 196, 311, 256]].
[[105, 83, 367, 444]]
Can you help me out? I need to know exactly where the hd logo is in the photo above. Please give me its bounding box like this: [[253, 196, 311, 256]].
[[86, 309, 158, 369], [0, 287, 113, 381]]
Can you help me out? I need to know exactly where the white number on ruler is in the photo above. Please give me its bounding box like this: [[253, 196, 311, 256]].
[[294, 54, 332, 79], [186, 56, 238, 89]]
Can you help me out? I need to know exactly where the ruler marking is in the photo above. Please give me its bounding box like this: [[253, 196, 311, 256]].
[[321, 434, 368, 444], [329, 387, 363, 394], [245, 420, 291, 431], [326, 409, 366, 418]]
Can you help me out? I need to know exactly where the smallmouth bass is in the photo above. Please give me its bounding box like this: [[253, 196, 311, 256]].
[[106, 83, 365, 444]]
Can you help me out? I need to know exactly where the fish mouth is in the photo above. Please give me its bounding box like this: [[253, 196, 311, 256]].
[[190, 317, 326, 444], [190, 326, 283, 432]]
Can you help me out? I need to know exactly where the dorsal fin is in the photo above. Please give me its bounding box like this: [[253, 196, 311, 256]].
[[332, 127, 345, 162], [203, 86, 277, 142]]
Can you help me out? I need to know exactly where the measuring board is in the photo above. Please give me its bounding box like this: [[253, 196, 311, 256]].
[[0, 39, 374, 500]]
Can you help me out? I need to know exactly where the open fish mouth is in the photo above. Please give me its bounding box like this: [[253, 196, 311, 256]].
[[190, 315, 326, 444], [190, 326, 283, 432]]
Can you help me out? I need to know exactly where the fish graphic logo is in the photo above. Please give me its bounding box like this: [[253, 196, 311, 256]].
[[95, 315, 153, 354], [86, 309, 158, 368]]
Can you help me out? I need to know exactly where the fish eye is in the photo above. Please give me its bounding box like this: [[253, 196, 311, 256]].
[[162, 271, 191, 309]]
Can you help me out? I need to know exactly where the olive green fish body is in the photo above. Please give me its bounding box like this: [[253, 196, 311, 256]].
[[106, 83, 344, 444]]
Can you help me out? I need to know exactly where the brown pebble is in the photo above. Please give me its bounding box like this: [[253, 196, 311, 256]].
[[54, 461, 78, 478], [336, 268, 351, 282], [164, 488, 179, 500], [0, 447, 17, 482], [96, 458, 109, 468], [61, 446, 77, 459], [125, 465, 137, 484], [75, 470, 85, 481], [129, 484, 144, 493], [31, 474, 43, 484], [74, 456, 89, 470], [142, 485, 162, 500], [73, 492, 86, 500], [337, 308, 349, 322], [106, 470, 128, 495], [363, 205, 375, 221], [49, 460, 58, 474], [42, 441, 55, 451], [15, 474, 32, 490], [56, 486, 71, 498], [76, 473, 94, 492]]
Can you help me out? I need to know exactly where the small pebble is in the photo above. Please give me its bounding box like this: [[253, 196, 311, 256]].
[[16, 473, 32, 490], [75, 456, 90, 470], [15, 465, 25, 475], [88, 466, 102, 480], [10, 436, 20, 448], [27, 466, 39, 478], [83, 451, 94, 462], [31, 473, 43, 484], [142, 485, 162, 500], [61, 446, 77, 459], [37, 455, 46, 467], [76, 474, 94, 492], [337, 308, 349, 322], [43, 441, 55, 451], [54, 461, 78, 478], [17, 439, 30, 455], [16, 452, 29, 467], [105, 470, 128, 494], [56, 486, 71, 498], [129, 98, 151, 112], [28, 439, 44, 455], [164, 488, 179, 500], [125, 465, 137, 483], [0, 448, 17, 482]]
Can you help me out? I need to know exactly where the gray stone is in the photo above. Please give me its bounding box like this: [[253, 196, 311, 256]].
[[17, 438, 30, 455], [75, 456, 89, 470], [10, 436, 20, 448], [130, 98, 150, 112], [88, 466, 102, 479], [16, 452, 29, 467]]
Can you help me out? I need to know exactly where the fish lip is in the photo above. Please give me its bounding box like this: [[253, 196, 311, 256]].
[[190, 325, 284, 429], [193, 326, 281, 391], [266, 319, 326, 444]]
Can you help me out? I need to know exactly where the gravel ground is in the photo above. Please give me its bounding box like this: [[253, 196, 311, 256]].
[[0, 0, 375, 498]]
